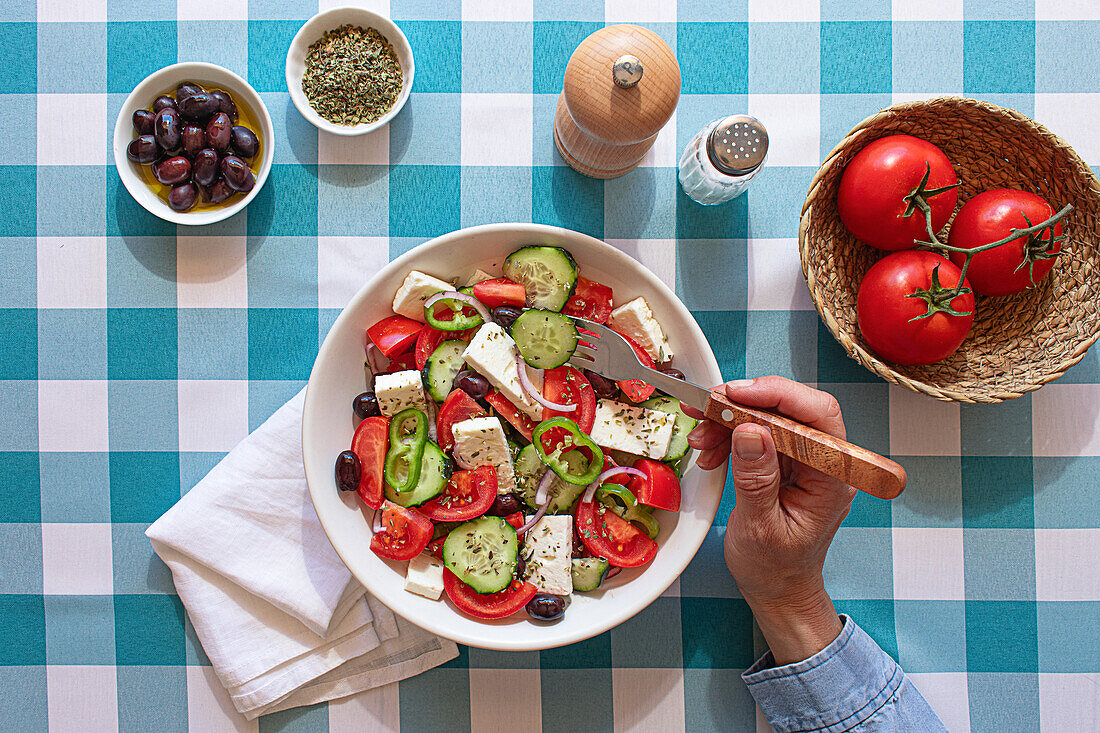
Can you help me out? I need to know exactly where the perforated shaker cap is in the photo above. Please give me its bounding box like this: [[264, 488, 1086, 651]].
[[707, 115, 768, 176]]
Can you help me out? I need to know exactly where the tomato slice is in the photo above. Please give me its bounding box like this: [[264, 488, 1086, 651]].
[[436, 390, 489, 452], [370, 500, 434, 561], [543, 365, 596, 432], [485, 390, 537, 441], [426, 535, 447, 560], [472, 278, 526, 308], [575, 498, 658, 568], [628, 458, 681, 512], [418, 466, 498, 522], [351, 416, 389, 509], [367, 315, 422, 358], [414, 324, 478, 370], [503, 512, 524, 531], [443, 571, 538, 620], [563, 276, 614, 324], [612, 331, 656, 402], [381, 349, 418, 374]]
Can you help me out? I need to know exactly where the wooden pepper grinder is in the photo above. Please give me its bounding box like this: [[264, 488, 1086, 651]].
[[554, 24, 681, 179]]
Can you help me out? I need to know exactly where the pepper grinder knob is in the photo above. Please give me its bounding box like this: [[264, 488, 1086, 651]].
[[612, 55, 643, 88]]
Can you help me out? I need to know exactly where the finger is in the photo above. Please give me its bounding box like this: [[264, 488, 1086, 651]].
[[725, 376, 846, 440], [729, 424, 782, 517], [695, 445, 730, 471], [682, 384, 726, 420], [687, 420, 731, 450]]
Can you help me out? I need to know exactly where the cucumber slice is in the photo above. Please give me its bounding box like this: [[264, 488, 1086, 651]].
[[510, 309, 578, 369], [384, 441, 450, 507], [514, 444, 587, 514], [503, 246, 578, 311], [665, 448, 692, 478], [443, 516, 519, 593], [641, 396, 698, 461], [571, 557, 610, 592], [423, 339, 467, 402]]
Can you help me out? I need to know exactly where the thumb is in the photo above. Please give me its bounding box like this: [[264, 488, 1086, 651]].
[[730, 424, 782, 517]]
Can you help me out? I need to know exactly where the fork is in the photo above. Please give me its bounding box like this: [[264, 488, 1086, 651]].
[[569, 318, 906, 500]]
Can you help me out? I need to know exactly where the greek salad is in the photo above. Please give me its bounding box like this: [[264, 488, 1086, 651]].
[[333, 245, 697, 623]]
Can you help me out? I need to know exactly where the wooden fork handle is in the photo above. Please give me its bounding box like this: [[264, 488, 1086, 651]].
[[703, 391, 906, 500]]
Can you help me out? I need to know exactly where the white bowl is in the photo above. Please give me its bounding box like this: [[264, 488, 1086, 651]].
[[302, 224, 727, 651], [112, 62, 274, 226], [285, 7, 414, 136]]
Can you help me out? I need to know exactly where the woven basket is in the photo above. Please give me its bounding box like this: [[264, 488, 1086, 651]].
[[799, 97, 1100, 403]]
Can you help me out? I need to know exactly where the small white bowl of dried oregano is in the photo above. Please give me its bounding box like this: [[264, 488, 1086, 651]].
[[285, 7, 415, 136]]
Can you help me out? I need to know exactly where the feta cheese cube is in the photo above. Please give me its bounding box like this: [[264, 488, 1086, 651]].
[[461, 323, 543, 419], [451, 416, 517, 494], [404, 554, 445, 600], [589, 399, 675, 459], [522, 514, 573, 596], [392, 270, 454, 323], [374, 369, 430, 417], [608, 296, 673, 363], [465, 268, 495, 286]]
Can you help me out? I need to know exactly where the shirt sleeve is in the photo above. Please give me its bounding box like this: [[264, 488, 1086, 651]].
[[741, 615, 946, 733]]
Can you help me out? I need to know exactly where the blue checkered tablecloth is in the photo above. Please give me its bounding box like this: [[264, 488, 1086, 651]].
[[2, 0, 1099, 731]]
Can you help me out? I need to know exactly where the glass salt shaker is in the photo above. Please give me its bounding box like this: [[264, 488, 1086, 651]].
[[678, 115, 769, 205]]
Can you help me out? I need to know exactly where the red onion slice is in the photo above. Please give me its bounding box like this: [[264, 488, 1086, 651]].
[[605, 566, 622, 580], [581, 466, 646, 504], [365, 342, 388, 376], [371, 508, 384, 534], [424, 290, 491, 326], [516, 353, 576, 412], [519, 471, 556, 534]]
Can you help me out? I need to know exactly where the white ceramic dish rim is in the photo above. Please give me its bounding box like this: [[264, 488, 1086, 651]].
[[285, 6, 415, 137], [302, 223, 727, 651], [111, 62, 275, 227]]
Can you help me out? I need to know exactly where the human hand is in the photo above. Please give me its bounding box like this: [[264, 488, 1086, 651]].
[[682, 376, 856, 664]]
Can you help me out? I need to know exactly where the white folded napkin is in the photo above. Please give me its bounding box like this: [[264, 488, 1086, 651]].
[[147, 390, 458, 720]]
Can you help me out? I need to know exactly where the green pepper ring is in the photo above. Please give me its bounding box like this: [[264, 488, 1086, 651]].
[[532, 417, 604, 486], [384, 407, 429, 492], [424, 297, 485, 331]]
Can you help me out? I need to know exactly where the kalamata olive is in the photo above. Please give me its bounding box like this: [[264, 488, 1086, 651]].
[[491, 306, 523, 330], [514, 554, 526, 579], [177, 92, 218, 122], [180, 124, 206, 157], [660, 367, 686, 380], [335, 450, 362, 492], [126, 135, 158, 164], [153, 108, 181, 152], [206, 112, 232, 152], [209, 90, 238, 122], [175, 81, 204, 102], [353, 391, 381, 419], [455, 370, 490, 399], [230, 125, 259, 158], [153, 95, 176, 112], [488, 494, 522, 517], [191, 148, 219, 187], [168, 182, 198, 212], [584, 369, 618, 399], [221, 155, 254, 192], [132, 109, 155, 135], [154, 155, 191, 185], [526, 593, 566, 621], [205, 178, 235, 203]]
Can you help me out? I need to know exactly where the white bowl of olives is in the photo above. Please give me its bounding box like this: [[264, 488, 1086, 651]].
[[112, 61, 275, 226]]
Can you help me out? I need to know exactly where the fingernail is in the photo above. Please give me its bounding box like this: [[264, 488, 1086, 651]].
[[725, 378, 755, 391], [734, 432, 765, 461]]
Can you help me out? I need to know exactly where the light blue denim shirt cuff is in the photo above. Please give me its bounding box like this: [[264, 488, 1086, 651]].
[[741, 615, 904, 733]]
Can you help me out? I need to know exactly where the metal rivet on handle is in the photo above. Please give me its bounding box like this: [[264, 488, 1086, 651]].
[[721, 409, 734, 422]]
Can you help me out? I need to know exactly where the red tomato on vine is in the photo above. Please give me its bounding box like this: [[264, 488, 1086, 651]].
[[857, 250, 975, 366], [838, 135, 959, 251], [947, 189, 1064, 296]]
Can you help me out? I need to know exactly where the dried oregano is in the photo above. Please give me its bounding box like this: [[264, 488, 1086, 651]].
[[302, 24, 403, 126]]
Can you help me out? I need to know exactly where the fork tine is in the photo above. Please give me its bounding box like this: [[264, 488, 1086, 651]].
[[573, 343, 597, 358]]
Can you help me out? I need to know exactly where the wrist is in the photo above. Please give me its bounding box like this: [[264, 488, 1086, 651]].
[[743, 585, 843, 667]]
